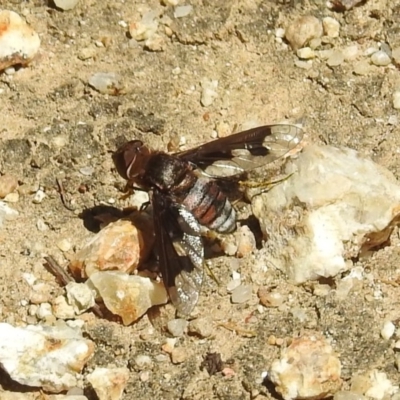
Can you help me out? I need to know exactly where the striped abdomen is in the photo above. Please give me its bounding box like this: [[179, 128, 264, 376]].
[[179, 176, 236, 233]]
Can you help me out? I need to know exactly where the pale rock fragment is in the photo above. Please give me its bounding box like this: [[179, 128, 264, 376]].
[[268, 332, 342, 400], [0, 323, 94, 392], [0, 10, 40, 71], [88, 271, 168, 325], [0, 174, 18, 198], [52, 295, 76, 319], [129, 11, 158, 41], [285, 16, 323, 51], [322, 17, 340, 38], [235, 225, 256, 257], [174, 5, 193, 18], [54, 0, 79, 10], [252, 145, 400, 284], [87, 367, 129, 400], [364, 370, 399, 399], [200, 78, 218, 106], [381, 320, 395, 340], [69, 214, 153, 279], [88, 72, 124, 95], [0, 200, 18, 228], [66, 282, 95, 314]]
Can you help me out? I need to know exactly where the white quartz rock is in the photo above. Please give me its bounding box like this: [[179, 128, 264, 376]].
[[87, 367, 130, 400], [0, 323, 94, 392], [252, 144, 400, 283]]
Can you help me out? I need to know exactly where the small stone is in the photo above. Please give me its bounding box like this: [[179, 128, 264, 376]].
[[226, 278, 241, 292], [258, 287, 284, 307], [33, 189, 46, 204], [231, 284, 252, 304], [133, 354, 153, 370], [188, 318, 213, 338], [129, 11, 158, 41], [364, 370, 398, 399], [167, 318, 188, 337], [269, 333, 342, 399], [52, 295, 76, 319], [174, 5, 193, 18], [66, 282, 95, 314], [342, 45, 359, 61], [79, 166, 94, 176], [275, 28, 285, 38], [393, 91, 400, 110], [322, 17, 340, 38], [87, 367, 129, 400], [0, 10, 41, 71], [78, 46, 97, 60], [285, 16, 323, 51], [296, 47, 315, 59], [3, 192, 19, 203], [88, 72, 124, 95], [57, 239, 72, 252], [200, 79, 218, 107], [144, 34, 166, 52], [381, 321, 395, 340], [326, 50, 344, 67], [0, 201, 18, 227], [54, 0, 79, 10], [171, 347, 186, 364], [353, 60, 372, 76], [36, 303, 53, 320], [161, 338, 177, 354], [370, 50, 391, 66], [0, 175, 18, 198], [235, 225, 256, 257], [294, 60, 313, 70]]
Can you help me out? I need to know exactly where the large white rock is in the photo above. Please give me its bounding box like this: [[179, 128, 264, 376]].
[[253, 145, 400, 283], [0, 323, 94, 392]]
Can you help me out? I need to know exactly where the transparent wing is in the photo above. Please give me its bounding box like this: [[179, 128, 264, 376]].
[[177, 124, 303, 177], [152, 190, 204, 316]]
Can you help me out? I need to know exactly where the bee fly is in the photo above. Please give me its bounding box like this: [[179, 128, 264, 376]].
[[112, 124, 303, 315]]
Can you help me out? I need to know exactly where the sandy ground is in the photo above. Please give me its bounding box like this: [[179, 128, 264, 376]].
[[1, 0, 400, 399]]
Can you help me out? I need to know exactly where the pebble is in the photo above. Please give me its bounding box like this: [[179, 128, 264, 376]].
[[364, 370, 399, 399], [79, 166, 94, 176], [188, 318, 213, 338], [167, 318, 188, 337], [65, 282, 95, 314], [52, 296, 76, 319], [54, 0, 79, 10], [129, 11, 158, 41], [57, 239, 72, 252], [296, 47, 315, 59], [370, 50, 391, 66], [294, 60, 312, 70], [353, 60, 371, 76], [200, 79, 218, 107], [269, 333, 342, 400], [171, 347, 187, 364], [393, 91, 400, 109], [342, 44, 359, 61], [0, 175, 18, 198], [87, 367, 130, 400], [144, 34, 166, 52], [0, 10, 41, 71], [36, 219, 48, 231], [164, 0, 180, 5], [231, 284, 252, 304], [33, 189, 46, 204], [322, 17, 340, 38], [77, 46, 97, 60], [133, 354, 153, 370], [326, 50, 344, 67], [3, 192, 19, 203], [88, 72, 124, 95], [0, 323, 94, 392], [36, 303, 53, 320], [235, 225, 256, 257], [258, 287, 284, 307], [227, 278, 241, 292], [381, 320, 395, 340], [174, 5, 193, 18], [0, 201, 19, 227], [285, 16, 323, 50]]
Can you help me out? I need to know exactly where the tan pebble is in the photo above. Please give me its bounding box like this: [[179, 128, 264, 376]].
[[3, 192, 19, 203], [0, 175, 18, 198], [285, 16, 323, 50], [171, 347, 186, 364], [57, 239, 72, 252], [322, 17, 340, 38], [235, 225, 256, 258]]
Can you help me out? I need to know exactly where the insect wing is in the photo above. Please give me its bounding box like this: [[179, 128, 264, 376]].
[[177, 124, 303, 177], [152, 191, 204, 316]]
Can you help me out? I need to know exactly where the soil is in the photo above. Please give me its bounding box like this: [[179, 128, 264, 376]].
[[1, 0, 400, 399]]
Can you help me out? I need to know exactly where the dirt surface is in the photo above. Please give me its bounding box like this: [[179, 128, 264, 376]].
[[1, 0, 400, 399]]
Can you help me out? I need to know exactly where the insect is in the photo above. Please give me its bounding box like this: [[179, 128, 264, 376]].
[[112, 124, 303, 315]]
